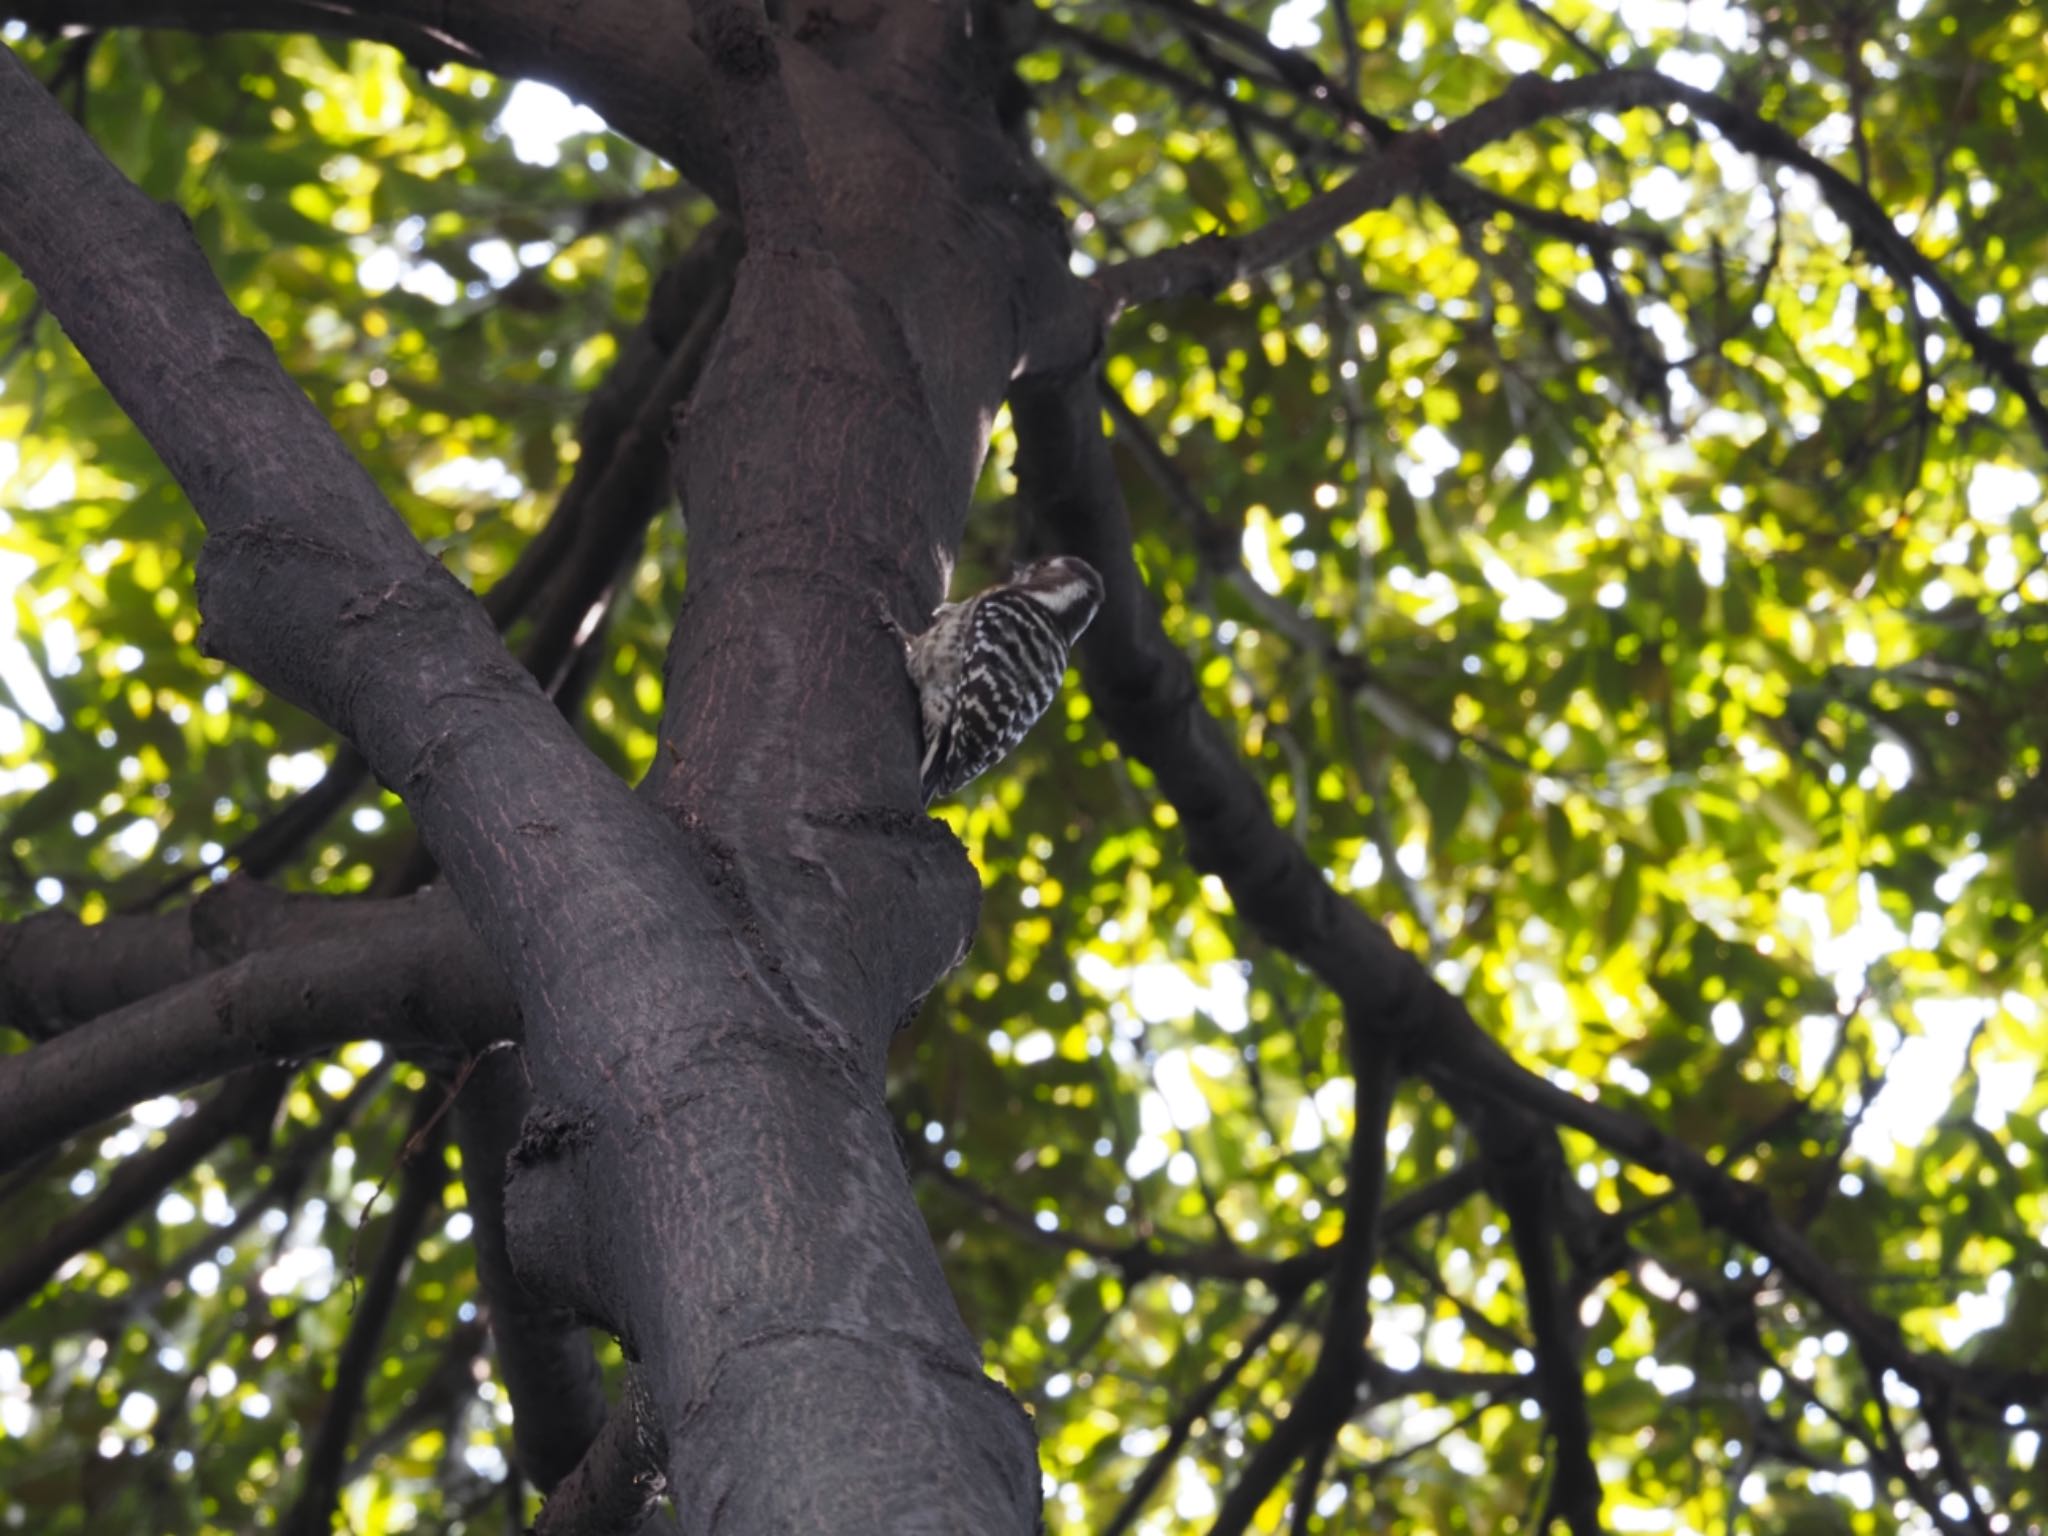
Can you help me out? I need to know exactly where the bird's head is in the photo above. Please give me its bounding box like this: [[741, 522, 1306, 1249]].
[[1013, 555, 1105, 642]]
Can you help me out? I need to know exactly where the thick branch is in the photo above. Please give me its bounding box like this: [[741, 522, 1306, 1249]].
[[2, 881, 450, 1037], [5, 0, 731, 202], [453, 1050, 607, 1494], [0, 892, 506, 1173], [142, 223, 739, 904], [531, 1372, 670, 1536], [6, 11, 1101, 1528], [1, 905, 206, 1040], [691, 0, 824, 248], [0, 44, 710, 1042], [1011, 372, 2042, 1425]]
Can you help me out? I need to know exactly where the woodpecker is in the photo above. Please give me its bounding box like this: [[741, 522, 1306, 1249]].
[[904, 555, 1105, 805]]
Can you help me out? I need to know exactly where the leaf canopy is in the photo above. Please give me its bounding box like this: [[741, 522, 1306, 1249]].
[[0, 2, 2043, 1533]]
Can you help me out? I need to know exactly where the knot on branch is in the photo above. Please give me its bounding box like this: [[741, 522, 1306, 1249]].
[[797, 806, 984, 1017], [504, 1103, 620, 1332], [509, 1103, 594, 1172]]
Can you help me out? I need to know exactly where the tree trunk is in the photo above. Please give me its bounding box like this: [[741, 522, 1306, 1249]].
[[0, 3, 1096, 1529]]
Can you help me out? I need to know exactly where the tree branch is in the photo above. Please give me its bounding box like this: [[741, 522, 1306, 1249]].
[[917, 1142, 1481, 1293], [135, 222, 739, 906], [1449, 1038, 2046, 1408], [4, 879, 444, 1038], [1047, 16, 1654, 261], [1, 904, 206, 1040], [516, 241, 737, 691], [1099, 381, 1471, 764], [531, 1371, 671, 1536], [1208, 1044, 1396, 1536], [280, 1089, 448, 1536], [488, 221, 739, 638], [0, 43, 705, 1040], [1011, 368, 2041, 1433], [1041, 18, 1331, 162], [1487, 1135, 1601, 1535], [0, 891, 507, 1173], [1132, 0, 1396, 144], [75, 1059, 391, 1342], [1095, 71, 1587, 310], [690, 0, 824, 249], [0, 1063, 289, 1320], [453, 1049, 607, 1495], [338, 1315, 490, 1486], [5, 0, 731, 203], [1093, 68, 2048, 449], [1098, 1295, 1304, 1536]]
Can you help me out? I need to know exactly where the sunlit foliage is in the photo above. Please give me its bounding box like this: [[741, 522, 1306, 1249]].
[[1, 1, 2043, 1532]]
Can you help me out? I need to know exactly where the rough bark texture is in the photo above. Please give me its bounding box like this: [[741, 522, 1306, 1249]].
[[0, 891, 504, 1171], [2, 4, 2040, 1532], [453, 1049, 610, 1496], [0, 5, 1082, 1526]]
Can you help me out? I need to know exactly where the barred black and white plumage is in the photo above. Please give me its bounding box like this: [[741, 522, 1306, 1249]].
[[905, 555, 1105, 805]]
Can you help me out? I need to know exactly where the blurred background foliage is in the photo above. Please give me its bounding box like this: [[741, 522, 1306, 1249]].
[[0, 0, 2043, 1532]]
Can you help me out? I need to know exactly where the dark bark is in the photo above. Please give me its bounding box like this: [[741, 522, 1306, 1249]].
[[1, 901, 209, 1038], [0, 4, 1080, 1524], [530, 1372, 670, 1536], [5, 0, 734, 202], [454, 1049, 607, 1495], [0, 891, 505, 1172], [138, 223, 741, 907], [0, 5, 2031, 1531]]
